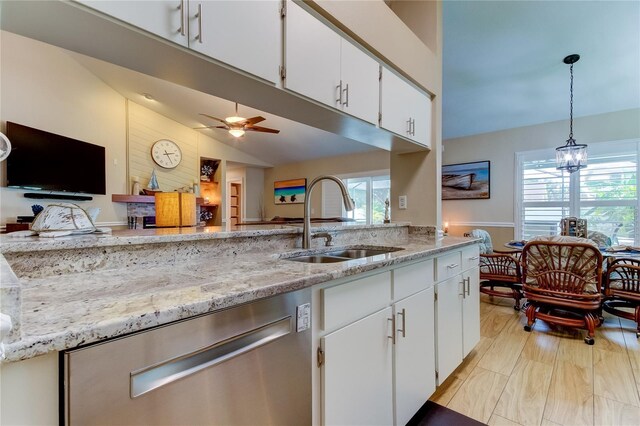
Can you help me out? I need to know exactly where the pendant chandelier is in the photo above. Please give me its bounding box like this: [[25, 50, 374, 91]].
[[556, 54, 587, 173]]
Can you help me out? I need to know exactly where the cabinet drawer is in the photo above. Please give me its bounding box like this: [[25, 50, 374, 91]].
[[435, 251, 462, 282], [393, 259, 434, 301], [461, 245, 480, 271], [322, 272, 391, 332]]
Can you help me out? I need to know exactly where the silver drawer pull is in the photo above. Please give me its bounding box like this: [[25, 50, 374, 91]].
[[469, 256, 479, 260], [446, 263, 459, 269], [130, 316, 291, 398]]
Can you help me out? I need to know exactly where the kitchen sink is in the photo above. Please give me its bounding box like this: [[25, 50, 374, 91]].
[[284, 246, 403, 263]]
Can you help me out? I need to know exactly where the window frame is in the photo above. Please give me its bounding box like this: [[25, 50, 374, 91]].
[[515, 139, 640, 244], [337, 169, 390, 225]]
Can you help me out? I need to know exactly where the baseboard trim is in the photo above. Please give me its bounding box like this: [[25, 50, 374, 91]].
[[451, 221, 515, 228]]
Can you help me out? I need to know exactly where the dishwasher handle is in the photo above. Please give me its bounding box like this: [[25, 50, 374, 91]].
[[130, 316, 292, 398]]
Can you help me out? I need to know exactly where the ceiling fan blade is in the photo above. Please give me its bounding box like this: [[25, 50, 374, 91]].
[[244, 116, 266, 125], [199, 113, 228, 124], [247, 125, 280, 134]]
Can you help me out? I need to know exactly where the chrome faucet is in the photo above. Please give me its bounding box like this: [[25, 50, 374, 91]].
[[303, 175, 355, 249]]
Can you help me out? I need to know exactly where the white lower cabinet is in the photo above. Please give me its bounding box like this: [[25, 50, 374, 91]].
[[316, 247, 479, 424], [463, 267, 481, 357], [394, 287, 435, 426], [321, 307, 394, 426], [435, 275, 464, 383]]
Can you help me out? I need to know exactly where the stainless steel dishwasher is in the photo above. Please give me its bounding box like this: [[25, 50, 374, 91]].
[[62, 288, 312, 425]]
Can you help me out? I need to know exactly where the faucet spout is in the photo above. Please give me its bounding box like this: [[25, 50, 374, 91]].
[[303, 175, 354, 249]]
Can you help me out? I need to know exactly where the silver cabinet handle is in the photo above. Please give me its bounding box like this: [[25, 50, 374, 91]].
[[447, 263, 459, 269], [406, 118, 412, 134], [469, 256, 479, 260], [397, 308, 406, 338], [387, 316, 396, 344], [336, 80, 343, 104], [195, 3, 203, 43], [178, 0, 185, 36], [459, 279, 465, 296], [343, 83, 349, 107], [130, 316, 291, 398], [411, 118, 416, 136]]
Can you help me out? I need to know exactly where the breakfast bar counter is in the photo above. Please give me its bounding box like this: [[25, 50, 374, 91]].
[[0, 223, 478, 362]]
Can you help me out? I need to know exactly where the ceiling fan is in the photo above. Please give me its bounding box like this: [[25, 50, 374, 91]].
[[195, 103, 280, 138]]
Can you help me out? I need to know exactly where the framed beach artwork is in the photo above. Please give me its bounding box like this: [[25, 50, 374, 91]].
[[442, 161, 490, 200], [274, 178, 306, 204]]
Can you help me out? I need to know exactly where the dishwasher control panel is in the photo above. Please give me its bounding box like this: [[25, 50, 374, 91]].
[[296, 303, 311, 332]]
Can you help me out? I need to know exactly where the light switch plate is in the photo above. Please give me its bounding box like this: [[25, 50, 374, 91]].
[[296, 303, 311, 332], [399, 195, 407, 210]]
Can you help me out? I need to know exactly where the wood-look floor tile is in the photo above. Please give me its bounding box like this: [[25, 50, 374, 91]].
[[488, 413, 522, 426], [520, 331, 560, 365], [620, 320, 640, 395], [593, 348, 640, 407], [480, 310, 513, 338], [594, 316, 626, 354], [502, 313, 529, 335], [543, 360, 593, 426], [454, 336, 494, 380], [556, 338, 593, 368], [494, 358, 554, 426], [540, 419, 562, 426], [447, 367, 509, 423], [477, 327, 529, 376], [481, 300, 496, 315], [594, 395, 640, 426], [429, 375, 464, 406]]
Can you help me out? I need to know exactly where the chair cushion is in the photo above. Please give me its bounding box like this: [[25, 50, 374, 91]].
[[467, 229, 493, 254]]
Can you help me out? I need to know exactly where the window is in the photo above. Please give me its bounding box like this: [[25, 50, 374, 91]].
[[516, 140, 639, 245], [322, 172, 390, 224]]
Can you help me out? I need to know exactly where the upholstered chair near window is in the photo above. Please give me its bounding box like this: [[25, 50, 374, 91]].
[[604, 258, 640, 337], [521, 235, 603, 345], [465, 229, 523, 310]]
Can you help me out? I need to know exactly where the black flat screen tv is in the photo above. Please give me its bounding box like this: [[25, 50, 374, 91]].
[[6, 122, 106, 195]]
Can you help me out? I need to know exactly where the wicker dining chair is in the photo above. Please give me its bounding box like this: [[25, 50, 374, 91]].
[[465, 229, 523, 310], [521, 236, 603, 345], [604, 258, 640, 337]]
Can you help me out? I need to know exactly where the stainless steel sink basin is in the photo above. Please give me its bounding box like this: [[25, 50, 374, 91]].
[[284, 247, 403, 263]]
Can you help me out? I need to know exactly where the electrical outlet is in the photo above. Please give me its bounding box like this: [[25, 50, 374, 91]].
[[399, 195, 407, 210]]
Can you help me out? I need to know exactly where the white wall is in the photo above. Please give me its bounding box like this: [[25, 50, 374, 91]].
[[442, 108, 640, 241], [0, 30, 127, 226]]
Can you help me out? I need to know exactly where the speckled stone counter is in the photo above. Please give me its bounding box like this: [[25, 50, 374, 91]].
[[0, 223, 477, 362]]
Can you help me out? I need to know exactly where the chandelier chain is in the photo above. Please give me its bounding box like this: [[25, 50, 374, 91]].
[[569, 63, 574, 140]]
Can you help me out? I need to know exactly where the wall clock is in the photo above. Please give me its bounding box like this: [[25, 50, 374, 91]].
[[151, 139, 182, 169]]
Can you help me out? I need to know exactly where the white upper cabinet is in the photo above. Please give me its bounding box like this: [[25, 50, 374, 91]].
[[75, 0, 188, 46], [339, 41, 380, 124], [76, 0, 280, 83], [380, 67, 431, 148], [284, 1, 341, 108], [284, 1, 379, 125], [188, 1, 281, 83]]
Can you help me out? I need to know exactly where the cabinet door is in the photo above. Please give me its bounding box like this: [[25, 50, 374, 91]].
[[380, 67, 412, 138], [462, 267, 481, 357], [75, 0, 188, 47], [284, 1, 341, 108], [394, 288, 435, 426], [188, 1, 280, 83], [435, 275, 463, 384], [410, 88, 432, 148], [322, 307, 393, 426], [340, 40, 379, 125]]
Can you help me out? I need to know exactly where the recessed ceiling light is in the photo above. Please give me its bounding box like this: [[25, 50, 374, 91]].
[[142, 93, 155, 101]]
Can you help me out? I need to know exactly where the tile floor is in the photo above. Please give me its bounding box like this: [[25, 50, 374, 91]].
[[429, 294, 640, 425]]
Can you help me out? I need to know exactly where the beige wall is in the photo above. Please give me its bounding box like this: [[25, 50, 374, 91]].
[[442, 108, 640, 242], [263, 150, 390, 219], [0, 32, 270, 227], [0, 30, 128, 226]]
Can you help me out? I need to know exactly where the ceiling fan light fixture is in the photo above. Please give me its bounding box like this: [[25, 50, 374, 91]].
[[225, 116, 245, 124], [556, 53, 587, 173], [229, 129, 245, 138]]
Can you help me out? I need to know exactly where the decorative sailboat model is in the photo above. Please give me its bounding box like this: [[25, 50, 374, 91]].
[[143, 169, 161, 195]]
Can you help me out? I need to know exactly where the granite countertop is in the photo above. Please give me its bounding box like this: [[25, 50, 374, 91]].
[[1, 226, 476, 363]]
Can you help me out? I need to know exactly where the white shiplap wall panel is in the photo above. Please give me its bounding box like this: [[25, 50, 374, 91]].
[[128, 102, 198, 191]]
